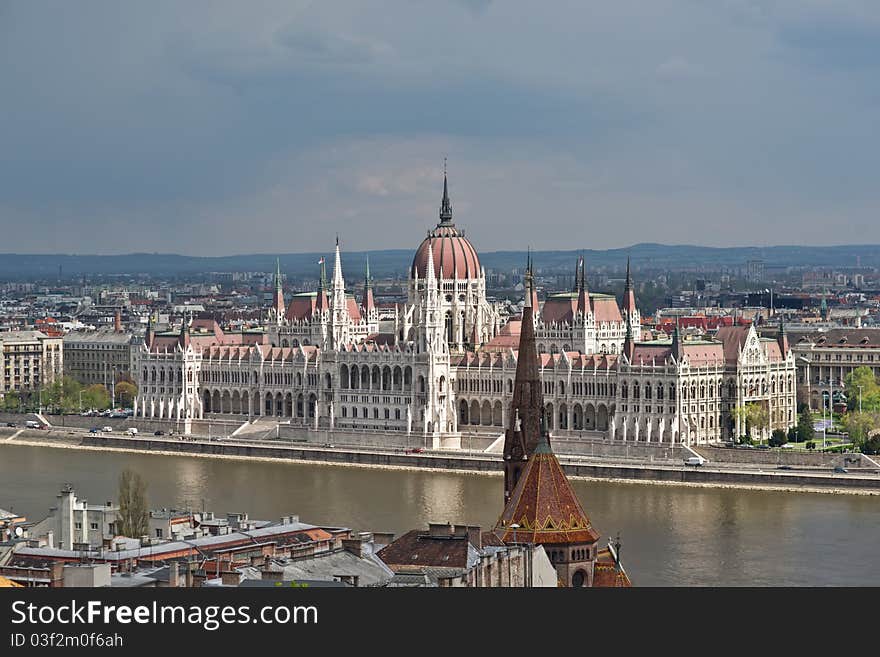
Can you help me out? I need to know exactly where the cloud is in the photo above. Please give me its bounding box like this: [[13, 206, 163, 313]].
[[1, 1, 879, 254]]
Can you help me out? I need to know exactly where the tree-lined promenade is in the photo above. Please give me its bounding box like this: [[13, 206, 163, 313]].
[[1, 376, 138, 414]]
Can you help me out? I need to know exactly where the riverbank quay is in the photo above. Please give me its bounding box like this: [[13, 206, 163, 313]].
[[3, 426, 880, 495]]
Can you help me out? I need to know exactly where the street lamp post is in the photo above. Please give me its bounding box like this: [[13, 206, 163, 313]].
[[858, 385, 863, 415]]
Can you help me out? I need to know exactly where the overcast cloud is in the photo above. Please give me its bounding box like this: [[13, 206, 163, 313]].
[[1, 0, 879, 255]]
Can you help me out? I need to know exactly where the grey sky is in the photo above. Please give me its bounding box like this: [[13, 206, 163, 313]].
[[1, 0, 879, 255]]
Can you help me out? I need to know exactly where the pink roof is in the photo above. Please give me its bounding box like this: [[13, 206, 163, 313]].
[[592, 297, 623, 323], [287, 296, 317, 322], [541, 297, 576, 325], [715, 326, 750, 364], [411, 226, 481, 280]]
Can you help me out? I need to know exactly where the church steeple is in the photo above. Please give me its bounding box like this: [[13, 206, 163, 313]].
[[503, 255, 545, 504]]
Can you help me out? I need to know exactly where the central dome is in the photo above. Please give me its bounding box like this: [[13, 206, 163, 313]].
[[410, 174, 482, 280]]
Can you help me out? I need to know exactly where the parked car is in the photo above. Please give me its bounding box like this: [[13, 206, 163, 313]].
[[101, 426, 113, 433], [5, 422, 16, 427], [154, 430, 165, 436], [126, 428, 138, 436], [833, 466, 848, 474], [756, 445, 770, 450], [777, 465, 794, 470], [89, 427, 100, 433], [684, 456, 705, 466], [25, 420, 41, 429]]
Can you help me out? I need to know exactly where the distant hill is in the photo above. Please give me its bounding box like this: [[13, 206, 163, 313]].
[[2, 243, 879, 280]]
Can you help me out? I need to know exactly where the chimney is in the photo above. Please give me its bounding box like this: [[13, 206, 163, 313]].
[[465, 526, 482, 550], [220, 571, 240, 586], [342, 538, 368, 558], [169, 561, 179, 588], [261, 569, 283, 582], [114, 309, 122, 333], [428, 522, 454, 537]]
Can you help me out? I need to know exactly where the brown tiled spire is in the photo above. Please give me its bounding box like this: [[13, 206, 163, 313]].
[[495, 432, 600, 546], [503, 257, 546, 504]]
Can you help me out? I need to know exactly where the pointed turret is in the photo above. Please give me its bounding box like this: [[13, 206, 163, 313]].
[[777, 318, 789, 356], [145, 313, 155, 350], [315, 256, 329, 312], [503, 258, 545, 504], [671, 317, 684, 361], [271, 258, 285, 323], [622, 311, 635, 362], [439, 165, 453, 225], [527, 251, 539, 316], [425, 240, 436, 284], [576, 254, 589, 317], [178, 312, 191, 350], [332, 236, 345, 294], [623, 256, 636, 320], [361, 256, 375, 313]]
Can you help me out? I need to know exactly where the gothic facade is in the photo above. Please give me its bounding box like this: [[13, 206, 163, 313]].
[[133, 175, 796, 446]]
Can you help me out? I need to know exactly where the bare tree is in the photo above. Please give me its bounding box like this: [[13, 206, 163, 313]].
[[117, 469, 149, 539]]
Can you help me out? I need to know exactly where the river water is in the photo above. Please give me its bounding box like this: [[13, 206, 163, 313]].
[[1, 443, 878, 586]]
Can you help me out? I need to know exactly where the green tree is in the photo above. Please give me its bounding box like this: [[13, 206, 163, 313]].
[[841, 412, 880, 447], [2, 391, 22, 412], [115, 381, 138, 408], [81, 384, 111, 411], [796, 408, 815, 443], [117, 469, 149, 539], [769, 429, 788, 447], [844, 366, 880, 412]]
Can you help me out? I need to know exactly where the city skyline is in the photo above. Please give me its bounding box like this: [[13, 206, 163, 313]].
[[3, 2, 880, 255]]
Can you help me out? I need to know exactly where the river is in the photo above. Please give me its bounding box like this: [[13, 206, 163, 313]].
[[1, 443, 878, 586]]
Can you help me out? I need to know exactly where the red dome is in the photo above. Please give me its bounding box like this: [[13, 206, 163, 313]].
[[411, 173, 482, 280], [411, 225, 481, 280]]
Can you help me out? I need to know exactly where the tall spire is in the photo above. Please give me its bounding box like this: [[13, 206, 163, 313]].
[[503, 250, 546, 504], [576, 254, 589, 317], [671, 316, 683, 360], [777, 316, 789, 355], [272, 258, 285, 322], [332, 236, 344, 291], [316, 256, 329, 312], [145, 313, 155, 349], [178, 312, 191, 349], [425, 240, 436, 283], [362, 255, 375, 313], [439, 160, 453, 225], [622, 310, 635, 362]]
